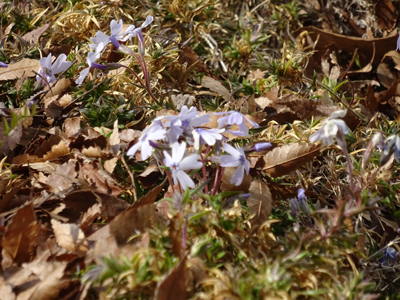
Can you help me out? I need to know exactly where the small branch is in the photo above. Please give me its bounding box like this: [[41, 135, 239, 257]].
[[120, 155, 137, 203]]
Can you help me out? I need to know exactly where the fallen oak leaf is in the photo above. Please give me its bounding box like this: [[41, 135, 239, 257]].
[[0, 58, 41, 80], [263, 143, 324, 177], [155, 256, 187, 300], [248, 179, 273, 226], [51, 219, 89, 253], [1, 201, 39, 268]]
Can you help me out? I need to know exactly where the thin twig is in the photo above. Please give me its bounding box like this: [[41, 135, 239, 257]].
[[120, 155, 137, 203]]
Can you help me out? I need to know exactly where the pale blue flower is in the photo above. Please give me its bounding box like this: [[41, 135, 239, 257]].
[[252, 142, 272, 152], [163, 142, 203, 189], [36, 53, 72, 84], [123, 15, 154, 55], [219, 144, 250, 186], [309, 109, 348, 146], [127, 120, 166, 160], [0, 62, 7, 68], [380, 247, 397, 265], [157, 106, 210, 143], [192, 128, 224, 150], [384, 135, 400, 162], [75, 48, 103, 85], [90, 20, 135, 53], [214, 111, 259, 136], [397, 33, 400, 51]]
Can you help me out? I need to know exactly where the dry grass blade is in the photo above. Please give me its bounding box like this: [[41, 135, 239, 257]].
[[263, 143, 323, 177]]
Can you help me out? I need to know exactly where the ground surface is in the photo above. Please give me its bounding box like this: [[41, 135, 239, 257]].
[[0, 0, 400, 299]]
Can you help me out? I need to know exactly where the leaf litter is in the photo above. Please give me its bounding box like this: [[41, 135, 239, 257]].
[[0, 0, 400, 299]]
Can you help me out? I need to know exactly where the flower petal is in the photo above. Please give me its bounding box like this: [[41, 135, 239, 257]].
[[110, 19, 123, 36], [175, 170, 195, 189], [75, 67, 90, 85], [51, 54, 72, 74], [219, 155, 240, 167], [127, 141, 141, 157], [141, 15, 154, 28], [39, 54, 52, 69], [230, 165, 244, 186], [90, 31, 110, 46], [172, 142, 186, 162], [180, 154, 202, 171], [222, 143, 240, 157]]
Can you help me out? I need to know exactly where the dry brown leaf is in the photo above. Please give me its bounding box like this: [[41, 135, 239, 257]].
[[263, 143, 323, 177], [201, 76, 231, 101], [0, 121, 22, 156], [110, 120, 120, 155], [169, 213, 183, 257], [79, 203, 102, 230], [78, 157, 121, 196], [21, 24, 50, 44], [109, 202, 159, 245], [171, 94, 195, 110], [154, 256, 187, 300], [104, 157, 119, 174], [0, 275, 16, 300], [294, 26, 398, 67], [1, 202, 39, 268], [383, 51, 400, 71], [20, 255, 67, 300], [0, 59, 41, 81], [46, 159, 78, 192], [51, 219, 89, 253], [221, 167, 252, 192], [63, 117, 81, 137], [248, 179, 272, 226]]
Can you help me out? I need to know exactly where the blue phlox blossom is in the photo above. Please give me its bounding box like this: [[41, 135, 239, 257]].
[[75, 48, 103, 85], [36, 53, 72, 84], [127, 120, 166, 160], [397, 33, 400, 51], [214, 111, 259, 136], [90, 19, 135, 53], [297, 188, 306, 204], [309, 109, 349, 146], [384, 135, 400, 162], [163, 142, 203, 189], [380, 247, 397, 265], [157, 106, 210, 143], [123, 15, 154, 41], [192, 128, 225, 150], [219, 143, 250, 186], [252, 142, 272, 152], [0, 62, 8, 68]]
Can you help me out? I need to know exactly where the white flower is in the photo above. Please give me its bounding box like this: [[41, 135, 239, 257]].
[[90, 16, 153, 54], [127, 120, 166, 160], [192, 128, 224, 150], [219, 144, 250, 186], [122, 15, 154, 43], [36, 53, 72, 84], [384, 135, 400, 162], [157, 106, 210, 143], [75, 48, 103, 85], [214, 111, 259, 136], [163, 142, 203, 189], [90, 20, 134, 53], [309, 109, 349, 146]]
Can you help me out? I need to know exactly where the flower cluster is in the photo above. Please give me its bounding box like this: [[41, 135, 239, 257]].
[[127, 106, 267, 190], [76, 16, 153, 85]]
